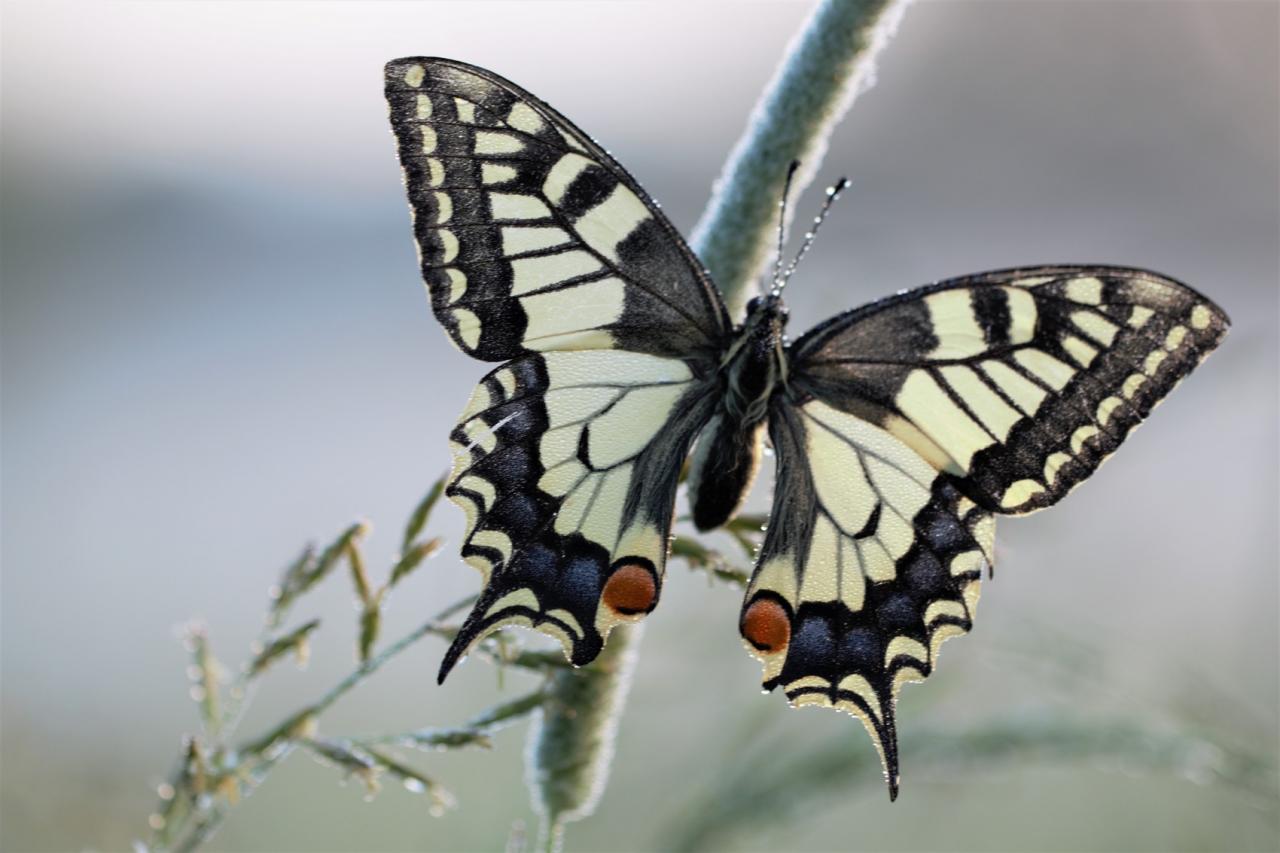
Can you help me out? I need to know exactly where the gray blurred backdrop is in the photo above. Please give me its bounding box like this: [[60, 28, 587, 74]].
[[2, 1, 1277, 851]]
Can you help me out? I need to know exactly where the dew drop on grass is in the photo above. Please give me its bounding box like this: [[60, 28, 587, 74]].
[[402, 777, 427, 794]]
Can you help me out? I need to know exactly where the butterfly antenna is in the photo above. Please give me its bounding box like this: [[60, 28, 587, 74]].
[[776, 176, 851, 293], [769, 160, 802, 296]]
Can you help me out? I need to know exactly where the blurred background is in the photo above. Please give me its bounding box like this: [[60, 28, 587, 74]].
[[2, 1, 1277, 850]]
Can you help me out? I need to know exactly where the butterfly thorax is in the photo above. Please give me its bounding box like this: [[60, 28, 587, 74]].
[[686, 295, 789, 531]]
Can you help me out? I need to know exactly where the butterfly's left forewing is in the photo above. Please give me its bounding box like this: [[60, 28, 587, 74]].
[[384, 57, 728, 363], [385, 58, 727, 678]]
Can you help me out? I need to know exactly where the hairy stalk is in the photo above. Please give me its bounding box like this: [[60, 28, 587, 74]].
[[691, 0, 911, 316], [523, 2, 912, 849], [529, 625, 642, 853]]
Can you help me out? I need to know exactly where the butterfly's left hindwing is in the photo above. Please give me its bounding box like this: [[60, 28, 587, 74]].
[[742, 400, 994, 799], [441, 351, 716, 679]]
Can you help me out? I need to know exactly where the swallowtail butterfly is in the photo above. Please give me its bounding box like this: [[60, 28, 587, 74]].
[[384, 57, 1228, 798]]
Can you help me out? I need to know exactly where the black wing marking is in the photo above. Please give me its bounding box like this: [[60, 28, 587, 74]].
[[440, 349, 717, 680], [741, 400, 994, 799], [789, 266, 1229, 514], [385, 57, 729, 362]]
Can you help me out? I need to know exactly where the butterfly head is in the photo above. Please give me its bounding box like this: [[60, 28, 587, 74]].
[[739, 292, 791, 365], [745, 291, 789, 323]]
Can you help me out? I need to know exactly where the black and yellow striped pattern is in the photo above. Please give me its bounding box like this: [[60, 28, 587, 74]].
[[440, 349, 715, 679], [385, 59, 731, 680], [385, 58, 727, 363], [791, 267, 1229, 514], [734, 266, 1226, 796], [741, 401, 994, 799], [385, 59, 1231, 800]]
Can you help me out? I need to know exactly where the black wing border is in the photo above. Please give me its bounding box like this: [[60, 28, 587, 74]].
[[789, 263, 1230, 361]]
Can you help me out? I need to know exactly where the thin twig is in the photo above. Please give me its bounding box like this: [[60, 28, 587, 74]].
[[236, 593, 478, 757], [146, 477, 495, 851]]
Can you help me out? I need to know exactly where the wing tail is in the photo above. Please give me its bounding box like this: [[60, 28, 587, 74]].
[[437, 581, 606, 684]]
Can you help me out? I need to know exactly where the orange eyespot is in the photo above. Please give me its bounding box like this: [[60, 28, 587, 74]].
[[742, 598, 791, 653], [602, 562, 657, 615]]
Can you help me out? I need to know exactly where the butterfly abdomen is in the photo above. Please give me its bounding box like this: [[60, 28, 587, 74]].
[[686, 297, 789, 531], [686, 413, 767, 531]]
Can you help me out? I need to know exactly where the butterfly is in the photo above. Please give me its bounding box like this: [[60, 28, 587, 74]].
[[383, 57, 1229, 799]]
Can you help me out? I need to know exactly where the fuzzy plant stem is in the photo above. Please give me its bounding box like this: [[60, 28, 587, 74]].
[[690, 0, 911, 317], [525, 1, 912, 849], [528, 624, 642, 853]]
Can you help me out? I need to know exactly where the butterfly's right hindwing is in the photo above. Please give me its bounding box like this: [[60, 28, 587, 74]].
[[384, 58, 728, 362], [440, 349, 716, 679]]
